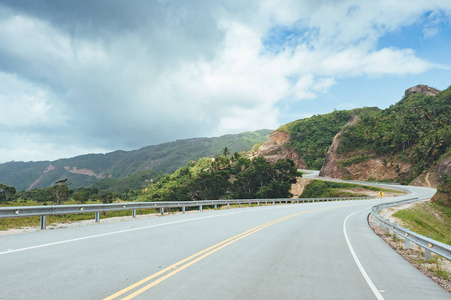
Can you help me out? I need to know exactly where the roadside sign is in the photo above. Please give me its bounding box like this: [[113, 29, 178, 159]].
[[378, 191, 384, 197]]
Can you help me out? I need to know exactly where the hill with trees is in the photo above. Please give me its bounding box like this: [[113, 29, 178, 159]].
[[0, 130, 272, 191], [320, 85, 450, 185]]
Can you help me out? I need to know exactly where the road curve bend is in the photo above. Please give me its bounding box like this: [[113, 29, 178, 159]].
[[0, 172, 448, 299]]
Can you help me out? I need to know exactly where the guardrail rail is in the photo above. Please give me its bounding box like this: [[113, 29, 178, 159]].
[[371, 198, 451, 261], [0, 196, 375, 229]]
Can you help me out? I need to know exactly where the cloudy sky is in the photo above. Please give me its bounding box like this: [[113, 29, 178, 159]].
[[0, 0, 450, 163]]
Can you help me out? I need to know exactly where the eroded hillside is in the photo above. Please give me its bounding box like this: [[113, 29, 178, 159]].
[[319, 85, 450, 185]]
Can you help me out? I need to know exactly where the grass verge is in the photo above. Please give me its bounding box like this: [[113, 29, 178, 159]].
[[300, 180, 404, 198], [393, 202, 451, 246]]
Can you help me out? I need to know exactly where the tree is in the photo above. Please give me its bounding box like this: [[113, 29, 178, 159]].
[[51, 179, 71, 205], [223, 147, 230, 158], [100, 192, 114, 204], [0, 184, 16, 203]]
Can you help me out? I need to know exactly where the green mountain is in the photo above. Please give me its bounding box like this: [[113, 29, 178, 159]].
[[256, 84, 450, 188], [319, 85, 450, 185], [0, 130, 272, 191]]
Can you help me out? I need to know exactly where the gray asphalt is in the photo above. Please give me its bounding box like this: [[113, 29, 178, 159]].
[[0, 176, 449, 299]]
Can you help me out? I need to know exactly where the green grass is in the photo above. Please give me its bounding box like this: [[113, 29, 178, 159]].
[[0, 207, 159, 231], [393, 202, 451, 245], [300, 180, 404, 198]]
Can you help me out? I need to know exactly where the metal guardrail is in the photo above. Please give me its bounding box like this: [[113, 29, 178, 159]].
[[371, 198, 451, 261], [0, 196, 375, 229]]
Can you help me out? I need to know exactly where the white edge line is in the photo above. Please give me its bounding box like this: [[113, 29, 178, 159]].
[[344, 208, 384, 300], [0, 203, 299, 256]]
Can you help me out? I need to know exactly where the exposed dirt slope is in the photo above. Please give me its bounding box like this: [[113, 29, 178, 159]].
[[254, 130, 307, 169]]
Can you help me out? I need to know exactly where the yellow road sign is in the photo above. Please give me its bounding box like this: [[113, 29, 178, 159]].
[[378, 191, 384, 197]]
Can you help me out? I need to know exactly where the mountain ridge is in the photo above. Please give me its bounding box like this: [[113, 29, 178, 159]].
[[0, 130, 272, 191]]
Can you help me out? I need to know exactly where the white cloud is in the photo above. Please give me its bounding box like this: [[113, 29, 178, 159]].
[[0, 0, 450, 162], [0, 133, 108, 162], [0, 72, 65, 127]]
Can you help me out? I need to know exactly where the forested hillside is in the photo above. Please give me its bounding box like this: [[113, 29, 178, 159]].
[[332, 85, 451, 184], [0, 130, 272, 191], [275, 108, 377, 169]]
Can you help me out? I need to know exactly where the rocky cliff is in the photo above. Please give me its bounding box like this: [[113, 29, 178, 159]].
[[255, 130, 307, 169], [319, 116, 358, 178], [405, 84, 440, 97]]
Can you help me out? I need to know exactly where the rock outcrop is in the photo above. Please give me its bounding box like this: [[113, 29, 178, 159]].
[[431, 152, 451, 204], [319, 115, 413, 181], [255, 130, 307, 168], [64, 166, 105, 178], [319, 126, 346, 178], [405, 84, 440, 97], [437, 154, 451, 178], [319, 115, 359, 178]]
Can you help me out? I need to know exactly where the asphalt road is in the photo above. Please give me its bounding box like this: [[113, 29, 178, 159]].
[[0, 176, 449, 299]]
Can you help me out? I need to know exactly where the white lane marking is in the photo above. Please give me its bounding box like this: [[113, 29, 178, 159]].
[[0, 210, 255, 256], [344, 208, 384, 300], [0, 203, 324, 256]]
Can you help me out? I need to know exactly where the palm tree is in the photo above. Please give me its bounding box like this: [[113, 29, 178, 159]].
[[223, 147, 230, 158]]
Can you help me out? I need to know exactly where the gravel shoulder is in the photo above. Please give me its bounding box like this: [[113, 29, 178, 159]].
[[369, 202, 451, 294]]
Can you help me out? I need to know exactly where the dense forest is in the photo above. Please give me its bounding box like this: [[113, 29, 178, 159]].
[[140, 154, 300, 202]]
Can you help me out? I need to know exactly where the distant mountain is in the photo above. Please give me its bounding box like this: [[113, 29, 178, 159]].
[[0, 130, 272, 191]]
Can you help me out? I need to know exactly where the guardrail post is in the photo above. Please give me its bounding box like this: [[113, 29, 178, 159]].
[[95, 212, 100, 223], [249, 202, 251, 207], [182, 206, 185, 213], [199, 205, 202, 212], [227, 203, 230, 209], [160, 208, 164, 215], [214, 204, 217, 210], [265, 201, 267, 205], [425, 249, 432, 261], [257, 202, 259, 206], [132, 209, 136, 218], [385, 227, 389, 235], [239, 203, 241, 208], [272, 200, 275, 205], [40, 216, 47, 230], [405, 238, 410, 249]]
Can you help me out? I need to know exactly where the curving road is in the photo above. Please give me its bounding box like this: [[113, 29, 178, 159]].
[[0, 173, 449, 299]]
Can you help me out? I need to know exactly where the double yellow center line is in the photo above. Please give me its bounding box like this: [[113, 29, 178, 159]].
[[104, 206, 339, 300]]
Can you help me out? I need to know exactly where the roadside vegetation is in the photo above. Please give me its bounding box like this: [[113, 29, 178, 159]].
[[393, 201, 451, 245], [300, 180, 404, 198], [0, 205, 160, 231], [139, 154, 300, 202], [433, 172, 451, 206]]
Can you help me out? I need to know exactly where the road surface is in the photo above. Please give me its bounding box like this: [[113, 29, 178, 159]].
[[0, 174, 448, 299]]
